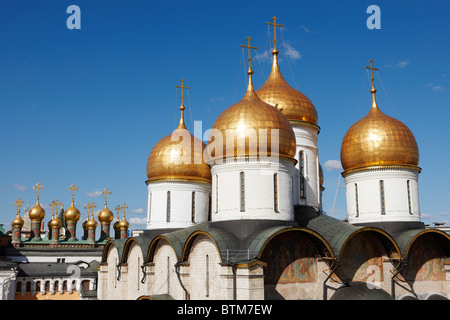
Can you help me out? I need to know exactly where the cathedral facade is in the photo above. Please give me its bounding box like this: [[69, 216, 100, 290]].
[[98, 19, 450, 300]]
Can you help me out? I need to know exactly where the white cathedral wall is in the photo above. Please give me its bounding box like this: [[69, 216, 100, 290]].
[[186, 235, 223, 300], [151, 239, 184, 299], [147, 181, 211, 230], [211, 157, 295, 222], [292, 124, 320, 210], [344, 168, 420, 224], [101, 246, 121, 300], [126, 242, 145, 300]]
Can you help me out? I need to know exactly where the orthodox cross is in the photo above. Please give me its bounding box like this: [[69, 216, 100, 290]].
[[101, 187, 112, 206], [33, 182, 44, 200], [175, 79, 190, 108], [240, 37, 258, 71], [90, 202, 97, 218], [121, 203, 128, 218], [84, 203, 92, 220], [365, 59, 379, 91], [266, 16, 284, 51], [115, 204, 121, 220], [68, 184, 79, 201], [14, 197, 24, 215], [55, 199, 63, 214], [49, 200, 57, 218]]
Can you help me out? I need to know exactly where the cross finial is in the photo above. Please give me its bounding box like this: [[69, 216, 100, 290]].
[[90, 202, 97, 219], [33, 182, 44, 201], [55, 199, 62, 214], [49, 200, 57, 218], [121, 203, 128, 218], [115, 204, 121, 220], [175, 79, 190, 108], [266, 16, 284, 51], [175, 79, 190, 129], [14, 197, 24, 215], [101, 187, 112, 206], [240, 37, 258, 74], [68, 184, 78, 202], [365, 59, 379, 93], [84, 203, 90, 219]]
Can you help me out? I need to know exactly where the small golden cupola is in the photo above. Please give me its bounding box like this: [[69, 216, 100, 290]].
[[208, 36, 296, 163], [146, 79, 211, 184], [12, 197, 25, 229], [256, 16, 318, 127], [340, 60, 420, 174], [65, 184, 81, 222], [29, 182, 45, 222], [97, 187, 114, 223]]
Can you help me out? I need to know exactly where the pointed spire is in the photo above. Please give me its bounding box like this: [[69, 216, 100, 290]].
[[175, 79, 190, 129], [365, 59, 379, 110]]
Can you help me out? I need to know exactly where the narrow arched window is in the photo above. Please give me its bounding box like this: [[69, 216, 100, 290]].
[[407, 180, 412, 214], [299, 151, 306, 199], [379, 180, 385, 215], [148, 192, 152, 224], [274, 174, 279, 212], [215, 175, 219, 213], [166, 191, 171, 222], [206, 254, 210, 297], [240, 172, 245, 212], [355, 183, 359, 217], [191, 192, 196, 223]]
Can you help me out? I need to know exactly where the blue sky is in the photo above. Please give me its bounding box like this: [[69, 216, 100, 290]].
[[0, 0, 449, 236]]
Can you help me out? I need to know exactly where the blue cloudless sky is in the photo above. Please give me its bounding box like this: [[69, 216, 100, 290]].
[[0, 0, 449, 235]]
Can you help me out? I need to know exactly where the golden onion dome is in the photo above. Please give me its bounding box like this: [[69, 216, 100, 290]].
[[50, 216, 62, 229], [86, 215, 97, 229], [208, 65, 296, 162], [119, 217, 129, 229], [98, 205, 114, 223], [340, 64, 419, 174], [256, 49, 318, 127], [146, 101, 211, 184], [29, 201, 45, 221], [12, 214, 24, 228], [64, 201, 81, 222]]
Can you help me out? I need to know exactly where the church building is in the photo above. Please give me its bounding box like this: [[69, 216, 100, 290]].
[[98, 17, 450, 300]]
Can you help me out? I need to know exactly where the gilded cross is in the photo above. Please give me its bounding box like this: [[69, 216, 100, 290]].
[[33, 182, 44, 200], [240, 37, 258, 71], [14, 197, 24, 214], [55, 199, 63, 214], [115, 204, 121, 220], [49, 200, 57, 218], [68, 184, 79, 201], [101, 187, 112, 206], [266, 16, 284, 50], [365, 59, 379, 90], [121, 203, 128, 218], [175, 79, 190, 107]]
